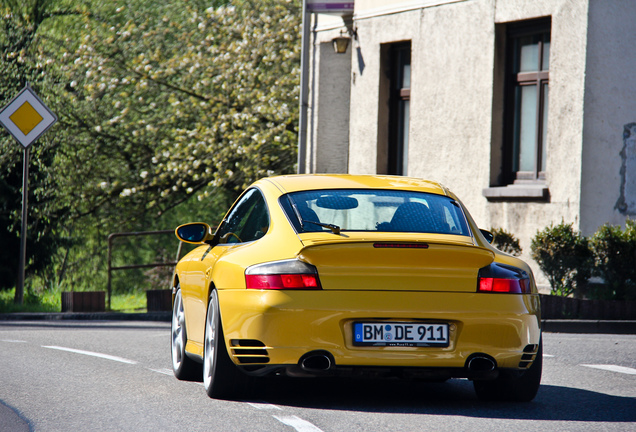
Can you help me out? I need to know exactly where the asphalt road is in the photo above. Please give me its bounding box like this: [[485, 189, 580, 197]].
[[0, 321, 634, 432]]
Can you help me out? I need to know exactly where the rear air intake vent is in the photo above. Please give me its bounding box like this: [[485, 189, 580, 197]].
[[231, 339, 266, 347], [230, 339, 270, 364], [518, 344, 539, 368]]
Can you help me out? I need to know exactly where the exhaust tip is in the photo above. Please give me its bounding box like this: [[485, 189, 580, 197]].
[[467, 355, 496, 372], [299, 350, 334, 372]]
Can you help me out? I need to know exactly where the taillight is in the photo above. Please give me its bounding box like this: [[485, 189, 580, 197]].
[[478, 277, 529, 293], [477, 263, 531, 294], [246, 274, 320, 289], [245, 259, 322, 290]]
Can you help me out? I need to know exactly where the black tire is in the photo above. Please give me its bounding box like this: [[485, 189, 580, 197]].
[[171, 287, 200, 380], [203, 289, 249, 399], [474, 339, 543, 402]]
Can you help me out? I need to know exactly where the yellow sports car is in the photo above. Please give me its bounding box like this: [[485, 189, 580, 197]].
[[170, 174, 542, 401]]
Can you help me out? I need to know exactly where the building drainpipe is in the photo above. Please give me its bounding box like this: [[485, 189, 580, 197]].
[[297, 1, 311, 174]]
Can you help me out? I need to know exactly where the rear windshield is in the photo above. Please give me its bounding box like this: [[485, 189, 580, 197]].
[[280, 189, 471, 236]]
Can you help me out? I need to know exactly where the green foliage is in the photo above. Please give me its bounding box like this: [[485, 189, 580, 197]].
[[490, 227, 522, 256], [51, 0, 300, 230], [0, 0, 301, 297], [0, 285, 147, 313], [589, 220, 636, 300], [0, 0, 80, 291], [108, 232, 179, 294], [530, 222, 593, 297], [0, 286, 60, 312], [109, 291, 146, 312]]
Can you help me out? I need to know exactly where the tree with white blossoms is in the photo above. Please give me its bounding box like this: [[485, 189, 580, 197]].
[[0, 0, 301, 293], [55, 0, 300, 227]]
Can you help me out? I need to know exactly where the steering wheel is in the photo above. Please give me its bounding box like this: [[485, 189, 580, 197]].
[[221, 232, 242, 243]]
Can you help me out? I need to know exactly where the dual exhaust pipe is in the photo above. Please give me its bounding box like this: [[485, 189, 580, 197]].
[[298, 351, 496, 375]]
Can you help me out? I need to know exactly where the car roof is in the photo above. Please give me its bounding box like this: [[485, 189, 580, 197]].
[[260, 174, 450, 196]]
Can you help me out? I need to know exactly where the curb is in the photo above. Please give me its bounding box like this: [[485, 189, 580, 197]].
[[0, 312, 171, 322], [0, 313, 634, 334], [541, 319, 636, 335]]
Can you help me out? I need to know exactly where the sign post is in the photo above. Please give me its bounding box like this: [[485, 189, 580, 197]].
[[0, 84, 57, 304]]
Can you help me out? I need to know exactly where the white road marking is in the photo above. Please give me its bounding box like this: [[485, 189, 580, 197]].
[[1, 339, 27, 343], [42, 346, 138, 365], [273, 415, 324, 432], [247, 402, 282, 410], [149, 368, 174, 376], [581, 364, 636, 375], [543, 354, 555, 357]]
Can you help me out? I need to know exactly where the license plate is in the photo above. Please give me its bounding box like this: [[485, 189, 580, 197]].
[[353, 322, 449, 347]]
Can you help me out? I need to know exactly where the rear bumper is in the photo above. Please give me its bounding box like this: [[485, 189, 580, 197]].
[[218, 289, 541, 372]]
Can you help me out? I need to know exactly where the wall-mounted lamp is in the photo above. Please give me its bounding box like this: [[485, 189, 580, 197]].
[[332, 14, 357, 54], [332, 31, 351, 54]]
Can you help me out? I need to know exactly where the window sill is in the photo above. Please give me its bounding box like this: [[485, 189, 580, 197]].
[[482, 183, 550, 201]]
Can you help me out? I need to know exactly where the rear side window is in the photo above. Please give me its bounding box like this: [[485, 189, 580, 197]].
[[217, 189, 269, 244], [280, 189, 470, 236]]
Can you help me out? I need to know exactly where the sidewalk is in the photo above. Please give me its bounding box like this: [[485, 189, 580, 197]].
[[0, 312, 635, 334]]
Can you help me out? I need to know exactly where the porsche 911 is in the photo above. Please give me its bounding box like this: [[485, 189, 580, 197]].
[[170, 174, 542, 401]]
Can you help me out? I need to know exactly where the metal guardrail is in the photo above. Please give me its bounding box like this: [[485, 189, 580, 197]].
[[107, 230, 182, 311]]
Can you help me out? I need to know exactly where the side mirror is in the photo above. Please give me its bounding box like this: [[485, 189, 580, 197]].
[[176, 222, 214, 244], [479, 229, 494, 244]]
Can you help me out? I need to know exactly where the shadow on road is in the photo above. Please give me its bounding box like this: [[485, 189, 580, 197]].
[[248, 377, 636, 423], [0, 400, 31, 432]]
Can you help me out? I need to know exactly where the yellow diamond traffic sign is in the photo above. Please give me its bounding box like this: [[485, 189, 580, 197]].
[[0, 85, 57, 148], [10, 101, 44, 136]]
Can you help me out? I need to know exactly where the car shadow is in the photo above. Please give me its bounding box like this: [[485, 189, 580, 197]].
[[248, 377, 636, 423]]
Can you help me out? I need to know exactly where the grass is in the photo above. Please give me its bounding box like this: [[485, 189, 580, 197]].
[[109, 292, 147, 313], [0, 288, 148, 314], [0, 288, 60, 313]]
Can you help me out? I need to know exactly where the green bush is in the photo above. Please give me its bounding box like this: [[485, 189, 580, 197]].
[[490, 227, 522, 256], [530, 222, 593, 297], [0, 287, 60, 313], [589, 220, 636, 300]]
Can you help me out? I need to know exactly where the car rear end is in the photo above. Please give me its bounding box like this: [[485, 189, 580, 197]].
[[219, 185, 541, 382]]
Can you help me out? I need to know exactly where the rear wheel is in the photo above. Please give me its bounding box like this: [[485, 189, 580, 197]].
[[203, 289, 247, 399], [474, 339, 543, 402], [171, 287, 200, 380]]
